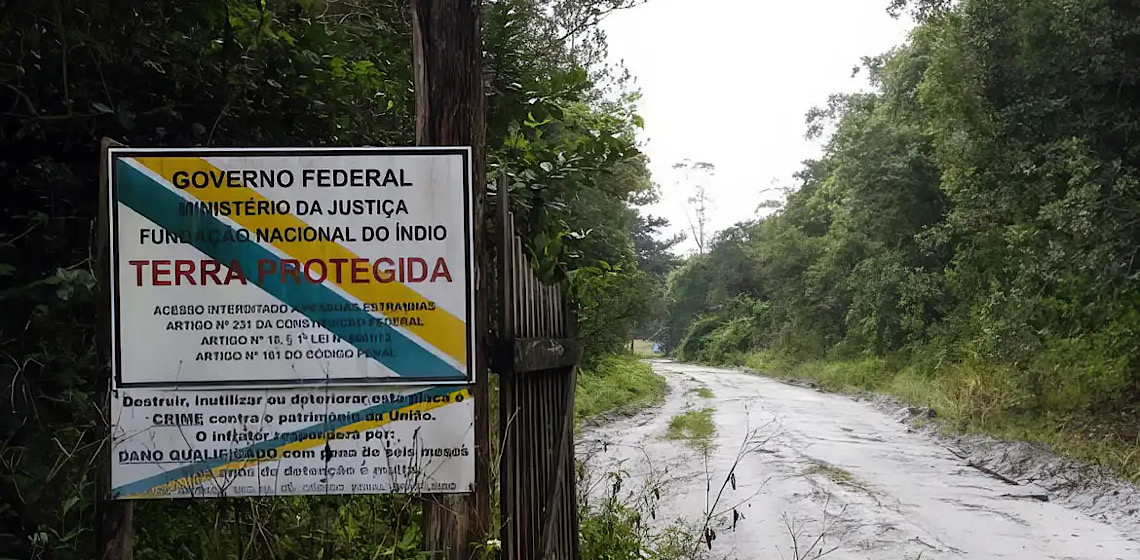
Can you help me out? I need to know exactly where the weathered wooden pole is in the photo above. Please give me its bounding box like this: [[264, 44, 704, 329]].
[[411, 2, 490, 559], [96, 138, 133, 560]]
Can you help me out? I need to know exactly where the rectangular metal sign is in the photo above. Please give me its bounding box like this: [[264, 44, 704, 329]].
[[106, 147, 475, 499]]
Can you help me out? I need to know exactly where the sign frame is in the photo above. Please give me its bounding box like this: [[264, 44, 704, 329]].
[[106, 146, 476, 388], [104, 146, 479, 500]]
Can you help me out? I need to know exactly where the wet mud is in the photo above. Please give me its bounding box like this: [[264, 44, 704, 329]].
[[577, 360, 1139, 559]]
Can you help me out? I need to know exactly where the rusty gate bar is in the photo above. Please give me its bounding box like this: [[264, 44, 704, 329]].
[[494, 173, 582, 560]]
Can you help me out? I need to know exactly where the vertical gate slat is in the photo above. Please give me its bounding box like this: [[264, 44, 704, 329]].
[[496, 191, 580, 560], [514, 231, 522, 335], [521, 257, 528, 338], [509, 225, 517, 336], [548, 285, 555, 337], [536, 283, 544, 338], [533, 268, 540, 337], [521, 379, 532, 558], [549, 372, 559, 553], [528, 375, 539, 554], [544, 371, 554, 552], [539, 372, 547, 554], [498, 199, 513, 559], [534, 269, 540, 337], [517, 379, 525, 554], [549, 285, 556, 336], [512, 234, 520, 337], [566, 366, 581, 559], [526, 253, 534, 338], [544, 372, 554, 493], [528, 265, 536, 338], [541, 285, 549, 336], [545, 285, 552, 337], [522, 257, 530, 338], [511, 225, 523, 559], [527, 242, 537, 556], [520, 235, 532, 558], [539, 285, 546, 337], [515, 236, 524, 336], [559, 376, 569, 558]]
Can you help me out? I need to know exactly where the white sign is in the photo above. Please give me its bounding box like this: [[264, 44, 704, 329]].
[[106, 148, 475, 499], [110, 386, 474, 498]]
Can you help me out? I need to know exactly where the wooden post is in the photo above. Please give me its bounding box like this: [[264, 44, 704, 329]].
[[96, 138, 133, 560], [496, 173, 519, 558], [412, 2, 489, 559]]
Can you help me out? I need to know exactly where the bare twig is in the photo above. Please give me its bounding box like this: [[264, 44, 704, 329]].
[[685, 415, 782, 558]]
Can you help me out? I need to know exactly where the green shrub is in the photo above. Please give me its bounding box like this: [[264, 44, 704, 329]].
[[698, 316, 754, 364], [577, 472, 697, 560], [136, 496, 425, 560], [1029, 329, 1134, 414], [578, 499, 650, 560], [674, 315, 723, 362], [932, 361, 1031, 430], [575, 355, 668, 422]]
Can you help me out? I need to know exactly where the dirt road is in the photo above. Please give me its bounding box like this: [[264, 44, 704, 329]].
[[577, 360, 1139, 560]]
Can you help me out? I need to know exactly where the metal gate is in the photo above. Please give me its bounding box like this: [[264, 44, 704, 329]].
[[494, 181, 581, 560]]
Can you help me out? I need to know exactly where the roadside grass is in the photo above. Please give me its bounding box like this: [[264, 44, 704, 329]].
[[575, 354, 668, 424], [685, 387, 715, 398], [804, 463, 854, 486], [666, 407, 716, 454], [573, 355, 702, 559], [741, 349, 1140, 483]]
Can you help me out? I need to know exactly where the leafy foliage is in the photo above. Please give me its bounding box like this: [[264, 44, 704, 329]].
[[0, 0, 675, 557], [667, 0, 1140, 455]]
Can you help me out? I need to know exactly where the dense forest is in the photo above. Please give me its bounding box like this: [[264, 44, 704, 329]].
[[666, 0, 1140, 479], [9, 0, 1140, 558], [0, 0, 677, 558]]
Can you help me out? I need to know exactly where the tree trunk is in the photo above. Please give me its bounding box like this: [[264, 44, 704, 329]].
[[96, 138, 133, 560], [412, 2, 490, 559]]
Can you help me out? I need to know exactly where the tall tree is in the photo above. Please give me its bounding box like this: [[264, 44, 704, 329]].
[[629, 211, 685, 282], [672, 159, 716, 254]]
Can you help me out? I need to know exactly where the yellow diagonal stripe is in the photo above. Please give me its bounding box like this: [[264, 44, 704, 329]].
[[127, 389, 470, 498], [133, 156, 466, 366]]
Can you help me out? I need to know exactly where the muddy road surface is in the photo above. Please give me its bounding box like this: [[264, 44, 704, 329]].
[[577, 361, 1139, 560]]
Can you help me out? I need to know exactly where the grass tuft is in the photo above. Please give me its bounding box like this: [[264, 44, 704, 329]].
[[685, 387, 715, 398], [803, 463, 854, 485], [666, 407, 716, 453]]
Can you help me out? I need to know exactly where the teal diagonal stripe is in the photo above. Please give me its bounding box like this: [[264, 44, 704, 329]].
[[115, 158, 461, 380]]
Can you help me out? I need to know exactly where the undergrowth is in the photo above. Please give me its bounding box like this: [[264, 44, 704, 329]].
[[577, 486, 696, 560], [739, 350, 1140, 483], [576, 355, 668, 423]]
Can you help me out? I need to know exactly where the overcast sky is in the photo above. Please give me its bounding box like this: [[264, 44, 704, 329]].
[[599, 0, 915, 254]]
